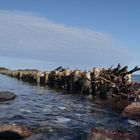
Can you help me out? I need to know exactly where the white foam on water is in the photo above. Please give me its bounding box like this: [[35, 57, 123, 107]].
[[127, 119, 140, 127], [58, 106, 66, 110], [42, 108, 50, 112], [54, 117, 71, 123], [75, 113, 82, 117], [19, 108, 32, 113]]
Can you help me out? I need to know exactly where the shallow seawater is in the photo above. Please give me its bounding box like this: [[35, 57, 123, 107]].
[[132, 75, 140, 83], [0, 74, 139, 139]]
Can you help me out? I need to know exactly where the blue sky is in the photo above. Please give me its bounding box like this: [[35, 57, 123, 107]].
[[0, 0, 139, 70]]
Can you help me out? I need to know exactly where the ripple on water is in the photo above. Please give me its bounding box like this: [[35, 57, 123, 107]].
[[57, 106, 66, 110], [54, 117, 71, 123], [0, 74, 140, 139], [128, 119, 140, 127], [19, 108, 32, 113]]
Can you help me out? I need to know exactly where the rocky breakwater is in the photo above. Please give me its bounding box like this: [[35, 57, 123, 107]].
[[1, 65, 140, 100]]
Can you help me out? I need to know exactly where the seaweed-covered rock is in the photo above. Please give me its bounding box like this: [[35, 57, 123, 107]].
[[0, 91, 16, 102]]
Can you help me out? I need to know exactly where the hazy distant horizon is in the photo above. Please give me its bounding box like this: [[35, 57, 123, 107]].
[[0, 56, 139, 75]]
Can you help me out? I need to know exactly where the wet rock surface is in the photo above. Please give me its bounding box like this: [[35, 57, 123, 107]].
[[0, 124, 33, 140], [88, 128, 138, 140], [122, 102, 140, 121], [0, 91, 16, 102], [0, 131, 22, 140]]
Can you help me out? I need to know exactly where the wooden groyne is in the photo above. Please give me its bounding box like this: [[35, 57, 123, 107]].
[[0, 65, 140, 101]]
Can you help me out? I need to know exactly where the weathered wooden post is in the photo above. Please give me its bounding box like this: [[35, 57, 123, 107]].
[[32, 72, 36, 83], [92, 67, 101, 95], [125, 74, 131, 84], [57, 71, 64, 88], [36, 71, 41, 84], [93, 67, 100, 78], [40, 72, 45, 84], [70, 69, 81, 92], [63, 68, 71, 90], [53, 70, 59, 87], [85, 71, 91, 80], [64, 68, 71, 76], [81, 71, 92, 94], [24, 71, 28, 81], [85, 71, 92, 93], [19, 71, 23, 79], [12, 71, 16, 78], [15, 71, 18, 78], [44, 71, 50, 85]]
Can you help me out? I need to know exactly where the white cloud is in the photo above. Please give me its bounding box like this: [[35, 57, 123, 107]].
[[0, 10, 131, 69]]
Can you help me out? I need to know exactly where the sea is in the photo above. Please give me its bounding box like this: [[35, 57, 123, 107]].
[[0, 74, 140, 139]]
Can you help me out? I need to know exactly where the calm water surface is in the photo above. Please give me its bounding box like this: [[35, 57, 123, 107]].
[[0, 74, 140, 140]]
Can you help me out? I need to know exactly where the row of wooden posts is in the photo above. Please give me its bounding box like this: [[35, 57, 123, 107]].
[[0, 65, 140, 101], [0, 67, 97, 93]]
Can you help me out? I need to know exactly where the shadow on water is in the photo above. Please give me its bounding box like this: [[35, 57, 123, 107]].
[[0, 74, 140, 139]]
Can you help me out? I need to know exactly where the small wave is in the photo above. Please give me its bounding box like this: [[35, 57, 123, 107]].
[[54, 117, 71, 123], [127, 119, 140, 127]]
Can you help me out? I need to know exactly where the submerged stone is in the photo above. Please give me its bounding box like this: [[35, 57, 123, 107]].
[[0, 91, 16, 102], [88, 128, 138, 140], [122, 102, 140, 121]]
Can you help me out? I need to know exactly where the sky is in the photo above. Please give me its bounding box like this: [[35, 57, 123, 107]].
[[0, 0, 139, 71]]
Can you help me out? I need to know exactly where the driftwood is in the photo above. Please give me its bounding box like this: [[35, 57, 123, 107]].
[[90, 64, 140, 100], [124, 66, 140, 75]]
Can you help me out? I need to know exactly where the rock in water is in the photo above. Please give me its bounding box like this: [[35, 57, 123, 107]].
[[122, 102, 140, 121], [0, 91, 16, 102], [0, 124, 32, 139], [0, 131, 22, 140], [88, 128, 138, 140]]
